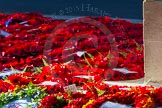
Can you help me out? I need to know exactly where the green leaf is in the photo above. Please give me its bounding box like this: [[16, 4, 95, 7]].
[[22, 66, 28, 72], [63, 60, 72, 65], [35, 67, 42, 73], [69, 99, 73, 104], [6, 91, 10, 97], [85, 52, 94, 61], [106, 50, 113, 59], [135, 41, 143, 52], [77, 63, 83, 68], [143, 78, 152, 85], [10, 65, 16, 73], [96, 50, 103, 58], [42, 58, 49, 66], [82, 82, 93, 91], [120, 52, 127, 58], [95, 87, 105, 96], [0, 91, 18, 107], [0, 91, 4, 96], [41, 87, 47, 92], [26, 104, 32, 108], [84, 54, 92, 68], [57, 95, 63, 101], [2, 76, 7, 80]]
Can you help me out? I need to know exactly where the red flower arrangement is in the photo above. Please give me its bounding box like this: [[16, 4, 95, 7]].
[[0, 12, 143, 81], [36, 80, 162, 108]]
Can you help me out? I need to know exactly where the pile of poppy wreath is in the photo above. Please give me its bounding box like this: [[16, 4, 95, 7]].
[[0, 66, 162, 108], [0, 12, 143, 81], [0, 12, 159, 108]]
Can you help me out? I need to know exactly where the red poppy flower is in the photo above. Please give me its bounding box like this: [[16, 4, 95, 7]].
[[0, 80, 15, 93], [38, 95, 58, 108], [7, 74, 30, 86]]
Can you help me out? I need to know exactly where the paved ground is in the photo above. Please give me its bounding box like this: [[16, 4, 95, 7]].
[[105, 78, 162, 87]]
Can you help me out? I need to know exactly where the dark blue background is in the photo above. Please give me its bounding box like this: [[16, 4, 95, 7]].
[[0, 0, 143, 19]]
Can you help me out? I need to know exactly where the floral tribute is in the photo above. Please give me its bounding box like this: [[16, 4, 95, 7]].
[[0, 66, 162, 108], [0, 12, 143, 80], [0, 12, 158, 108]]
